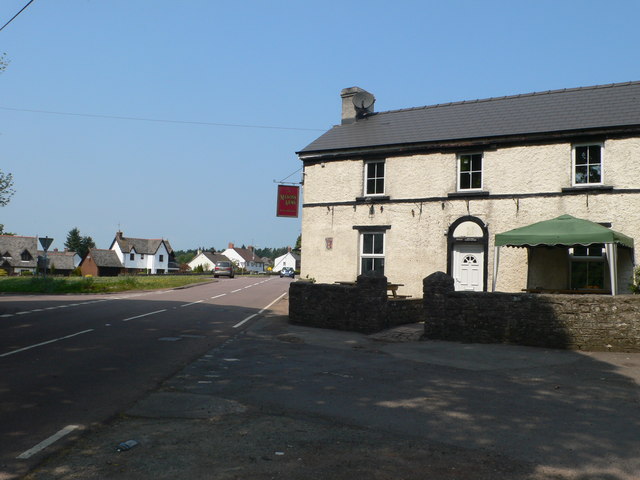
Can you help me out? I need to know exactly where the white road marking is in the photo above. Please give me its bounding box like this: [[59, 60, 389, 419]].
[[180, 300, 203, 307], [233, 313, 258, 328], [16, 311, 29, 315], [122, 309, 166, 322], [0, 329, 95, 358], [232, 291, 288, 329], [0, 314, 13, 318], [211, 294, 226, 299], [16, 425, 80, 459], [231, 289, 242, 293]]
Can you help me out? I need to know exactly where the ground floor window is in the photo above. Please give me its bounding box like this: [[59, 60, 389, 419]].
[[360, 232, 384, 275], [570, 245, 605, 289]]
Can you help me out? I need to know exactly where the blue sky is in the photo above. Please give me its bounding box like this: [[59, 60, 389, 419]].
[[1, 0, 639, 252]]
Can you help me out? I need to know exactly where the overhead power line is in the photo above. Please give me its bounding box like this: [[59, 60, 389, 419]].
[[0, 0, 35, 33], [0, 105, 325, 132]]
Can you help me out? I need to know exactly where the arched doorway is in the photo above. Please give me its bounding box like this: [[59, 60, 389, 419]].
[[447, 216, 488, 292]]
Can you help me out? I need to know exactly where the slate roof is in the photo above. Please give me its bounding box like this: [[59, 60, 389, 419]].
[[85, 249, 124, 268], [39, 250, 78, 271], [111, 233, 173, 255], [232, 248, 264, 264], [199, 252, 230, 264], [298, 81, 640, 155], [0, 235, 38, 268]]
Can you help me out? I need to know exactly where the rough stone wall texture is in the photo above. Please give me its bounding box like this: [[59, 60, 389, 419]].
[[423, 272, 640, 352], [288, 276, 422, 334]]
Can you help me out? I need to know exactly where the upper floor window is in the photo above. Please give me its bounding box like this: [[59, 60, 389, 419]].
[[159, 254, 164, 262], [458, 153, 483, 191], [360, 232, 385, 275], [20, 250, 32, 261], [130, 253, 134, 261], [140, 254, 144, 259], [573, 144, 602, 186], [364, 161, 385, 196]]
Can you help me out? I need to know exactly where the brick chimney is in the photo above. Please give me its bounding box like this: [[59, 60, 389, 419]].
[[341, 87, 375, 124], [116, 231, 124, 240], [228, 242, 234, 249], [287, 246, 291, 253]]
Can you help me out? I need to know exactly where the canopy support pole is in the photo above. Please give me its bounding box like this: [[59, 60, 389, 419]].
[[492, 246, 500, 292], [605, 243, 618, 296]]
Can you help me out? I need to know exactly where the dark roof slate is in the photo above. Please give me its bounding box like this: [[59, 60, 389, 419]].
[[299, 81, 640, 154], [39, 251, 78, 271], [85, 249, 124, 268], [0, 235, 38, 268], [112, 234, 173, 255]]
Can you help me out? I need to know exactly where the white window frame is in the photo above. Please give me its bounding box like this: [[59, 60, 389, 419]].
[[364, 160, 385, 196], [572, 143, 603, 187], [359, 232, 385, 275], [457, 153, 483, 191]]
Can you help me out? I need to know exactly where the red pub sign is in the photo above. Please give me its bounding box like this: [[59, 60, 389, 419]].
[[276, 185, 299, 218]]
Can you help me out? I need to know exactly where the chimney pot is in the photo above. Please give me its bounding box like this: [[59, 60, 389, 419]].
[[228, 242, 234, 249]]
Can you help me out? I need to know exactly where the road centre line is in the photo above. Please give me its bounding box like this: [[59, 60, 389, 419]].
[[211, 294, 226, 299], [233, 314, 258, 329], [231, 288, 242, 293], [180, 300, 203, 307], [232, 291, 288, 329], [17, 425, 80, 459], [0, 329, 95, 358], [122, 309, 166, 322]]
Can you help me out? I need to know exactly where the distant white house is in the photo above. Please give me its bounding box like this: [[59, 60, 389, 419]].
[[109, 231, 176, 274], [221, 243, 264, 273], [273, 248, 300, 272], [187, 251, 231, 271]]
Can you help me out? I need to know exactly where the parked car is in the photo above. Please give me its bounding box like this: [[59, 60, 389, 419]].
[[213, 261, 234, 278], [280, 267, 295, 278]]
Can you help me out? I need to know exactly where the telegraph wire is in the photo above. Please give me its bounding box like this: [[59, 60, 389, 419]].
[[0, 0, 35, 33], [0, 105, 326, 132]]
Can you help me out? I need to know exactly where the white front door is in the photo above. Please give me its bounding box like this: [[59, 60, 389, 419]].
[[453, 244, 484, 291]]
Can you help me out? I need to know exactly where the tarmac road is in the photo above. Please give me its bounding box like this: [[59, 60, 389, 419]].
[[0, 276, 291, 479], [21, 293, 640, 480]]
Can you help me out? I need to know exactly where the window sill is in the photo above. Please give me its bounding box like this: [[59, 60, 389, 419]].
[[355, 195, 390, 202], [562, 185, 613, 193], [447, 191, 490, 199]]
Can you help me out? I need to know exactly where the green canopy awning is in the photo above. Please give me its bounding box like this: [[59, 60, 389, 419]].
[[495, 215, 634, 248]]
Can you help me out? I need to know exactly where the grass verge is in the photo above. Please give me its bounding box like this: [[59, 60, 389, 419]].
[[0, 275, 212, 294]]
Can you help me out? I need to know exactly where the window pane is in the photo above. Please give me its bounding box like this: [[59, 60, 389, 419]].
[[460, 156, 470, 172], [471, 172, 482, 189], [372, 233, 384, 254], [575, 146, 588, 165], [588, 145, 601, 164], [361, 258, 373, 273], [571, 262, 588, 289], [589, 165, 601, 183], [588, 262, 605, 289], [366, 179, 376, 194], [460, 173, 470, 189], [471, 154, 482, 171], [375, 179, 384, 194], [363, 234, 373, 254], [575, 166, 587, 184], [367, 163, 376, 177]]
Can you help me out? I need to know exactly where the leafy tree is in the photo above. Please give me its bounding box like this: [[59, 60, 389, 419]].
[[0, 224, 15, 235], [0, 170, 14, 207], [64, 227, 96, 258], [294, 234, 301, 252]]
